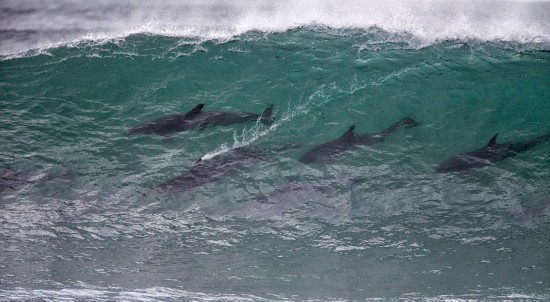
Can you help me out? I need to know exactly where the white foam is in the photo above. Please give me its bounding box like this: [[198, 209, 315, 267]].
[[1, 0, 549, 57], [200, 120, 279, 161]]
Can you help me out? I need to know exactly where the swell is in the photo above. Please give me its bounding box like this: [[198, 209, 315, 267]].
[[1, 0, 550, 59]]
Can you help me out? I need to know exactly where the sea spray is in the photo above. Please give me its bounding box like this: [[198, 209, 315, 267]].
[[201, 83, 339, 161]]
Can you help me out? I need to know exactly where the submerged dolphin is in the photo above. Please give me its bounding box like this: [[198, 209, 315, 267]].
[[238, 179, 343, 220], [127, 104, 273, 136], [152, 147, 267, 193], [0, 170, 35, 192], [0, 169, 72, 193], [299, 117, 419, 163], [436, 131, 550, 173]]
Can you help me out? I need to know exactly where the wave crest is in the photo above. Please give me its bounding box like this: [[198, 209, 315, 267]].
[[1, 0, 549, 57]]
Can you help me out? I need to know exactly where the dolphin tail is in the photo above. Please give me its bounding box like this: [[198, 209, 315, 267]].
[[380, 116, 420, 137], [510, 130, 550, 154], [260, 105, 274, 125]]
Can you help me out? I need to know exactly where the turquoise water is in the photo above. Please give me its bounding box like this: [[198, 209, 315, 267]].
[[1, 1, 550, 301]]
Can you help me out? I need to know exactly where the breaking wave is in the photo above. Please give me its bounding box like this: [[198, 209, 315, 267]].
[[1, 0, 549, 57]]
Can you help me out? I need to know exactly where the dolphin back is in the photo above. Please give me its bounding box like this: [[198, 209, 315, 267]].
[[196, 105, 275, 128], [126, 103, 206, 136], [299, 125, 357, 163], [126, 113, 186, 136]]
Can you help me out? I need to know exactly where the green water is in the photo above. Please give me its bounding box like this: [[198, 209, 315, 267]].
[[1, 29, 550, 300]]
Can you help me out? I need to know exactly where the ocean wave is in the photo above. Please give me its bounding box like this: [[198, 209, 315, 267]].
[[2, 28, 548, 63], [1, 0, 549, 59]]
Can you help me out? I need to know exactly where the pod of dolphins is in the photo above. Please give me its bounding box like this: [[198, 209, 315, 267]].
[[126, 103, 549, 194], [2, 102, 549, 195]]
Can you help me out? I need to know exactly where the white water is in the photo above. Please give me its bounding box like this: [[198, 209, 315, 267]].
[[1, 0, 549, 56]]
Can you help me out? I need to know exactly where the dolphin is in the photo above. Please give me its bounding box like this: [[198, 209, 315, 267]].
[[127, 104, 273, 136], [514, 198, 550, 219], [238, 180, 339, 220], [0, 170, 34, 192], [126, 103, 205, 136], [299, 117, 419, 163], [436, 131, 550, 173], [152, 147, 267, 193], [0, 169, 73, 193]]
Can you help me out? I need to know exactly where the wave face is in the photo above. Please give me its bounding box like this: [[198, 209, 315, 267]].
[[1, 0, 550, 56], [1, 2, 550, 302]]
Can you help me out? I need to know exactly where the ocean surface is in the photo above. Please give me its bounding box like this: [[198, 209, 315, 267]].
[[1, 1, 550, 301]]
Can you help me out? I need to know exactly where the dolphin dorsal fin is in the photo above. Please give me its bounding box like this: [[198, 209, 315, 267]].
[[341, 125, 356, 142], [487, 133, 498, 146], [184, 103, 204, 118]]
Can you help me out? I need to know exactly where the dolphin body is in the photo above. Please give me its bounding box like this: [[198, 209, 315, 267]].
[[127, 104, 273, 136], [436, 131, 550, 173], [0, 170, 35, 192], [152, 147, 267, 193], [299, 117, 419, 163]]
